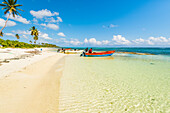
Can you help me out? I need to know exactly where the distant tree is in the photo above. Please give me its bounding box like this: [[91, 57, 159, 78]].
[[29, 26, 39, 44], [0, 0, 23, 34], [0, 32, 3, 37], [15, 34, 20, 39], [29, 40, 32, 44]]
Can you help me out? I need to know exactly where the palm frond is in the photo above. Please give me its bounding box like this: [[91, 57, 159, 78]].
[[4, 9, 9, 14], [15, 11, 21, 16], [0, 4, 6, 6], [16, 8, 24, 11], [14, 4, 22, 7], [2, 7, 9, 10], [14, 0, 17, 4]]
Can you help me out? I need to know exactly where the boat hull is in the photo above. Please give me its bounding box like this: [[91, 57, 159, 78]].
[[84, 50, 115, 57], [85, 53, 113, 57]]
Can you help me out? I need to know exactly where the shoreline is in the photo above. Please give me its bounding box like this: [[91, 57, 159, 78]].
[[0, 50, 66, 113]]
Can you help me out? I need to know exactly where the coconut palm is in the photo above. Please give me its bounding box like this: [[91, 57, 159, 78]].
[[33, 36, 38, 44], [0, 32, 3, 37], [29, 26, 39, 44], [0, 0, 23, 34], [15, 34, 19, 39]]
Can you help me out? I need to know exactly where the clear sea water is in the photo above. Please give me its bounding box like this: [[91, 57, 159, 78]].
[[58, 48, 170, 112], [63, 47, 170, 55]]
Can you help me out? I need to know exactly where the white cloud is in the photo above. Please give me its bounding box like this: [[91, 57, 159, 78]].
[[88, 38, 102, 45], [45, 17, 57, 23], [70, 39, 82, 45], [109, 24, 118, 28], [40, 23, 59, 30], [84, 38, 88, 43], [57, 32, 65, 37], [57, 17, 63, 22], [56, 38, 82, 46], [33, 18, 38, 23], [22, 35, 28, 39], [102, 40, 110, 45], [133, 36, 170, 46], [5, 33, 15, 37], [0, 18, 16, 27], [5, 14, 30, 24], [132, 38, 145, 44], [46, 24, 59, 30], [12, 30, 30, 35], [30, 9, 59, 18], [103, 24, 118, 28], [39, 32, 52, 40], [112, 35, 131, 45]]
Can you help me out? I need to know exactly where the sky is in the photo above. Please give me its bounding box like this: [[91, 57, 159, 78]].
[[0, 0, 170, 47]]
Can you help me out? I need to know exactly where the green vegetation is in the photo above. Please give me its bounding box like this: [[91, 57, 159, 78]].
[[0, 38, 59, 48], [0, 0, 23, 34]]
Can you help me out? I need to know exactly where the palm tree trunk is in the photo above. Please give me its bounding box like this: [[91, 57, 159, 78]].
[[0, 13, 11, 34]]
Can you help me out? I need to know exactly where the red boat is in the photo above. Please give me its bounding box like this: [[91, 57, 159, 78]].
[[85, 50, 115, 57]]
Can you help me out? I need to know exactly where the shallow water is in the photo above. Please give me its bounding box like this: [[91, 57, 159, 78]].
[[59, 55, 170, 112]]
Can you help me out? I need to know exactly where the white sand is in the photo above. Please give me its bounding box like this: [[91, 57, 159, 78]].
[[0, 48, 56, 78], [0, 49, 66, 113]]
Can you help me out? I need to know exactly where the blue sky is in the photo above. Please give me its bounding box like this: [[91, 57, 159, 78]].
[[0, 0, 170, 47]]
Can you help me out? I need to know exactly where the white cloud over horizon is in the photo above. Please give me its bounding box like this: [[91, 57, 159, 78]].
[[57, 35, 170, 46], [112, 35, 131, 45]]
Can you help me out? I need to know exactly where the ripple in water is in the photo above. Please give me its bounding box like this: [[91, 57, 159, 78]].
[[59, 55, 170, 112]]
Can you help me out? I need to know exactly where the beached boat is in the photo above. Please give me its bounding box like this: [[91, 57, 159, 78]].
[[65, 50, 84, 54], [84, 50, 115, 57]]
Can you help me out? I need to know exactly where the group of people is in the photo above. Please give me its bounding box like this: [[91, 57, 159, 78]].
[[80, 47, 93, 57], [85, 47, 93, 53]]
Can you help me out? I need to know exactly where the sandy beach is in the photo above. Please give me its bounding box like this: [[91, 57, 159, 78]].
[[0, 49, 65, 113]]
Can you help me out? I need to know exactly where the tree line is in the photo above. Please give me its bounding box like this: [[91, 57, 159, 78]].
[[0, 0, 58, 48], [0, 38, 58, 48]]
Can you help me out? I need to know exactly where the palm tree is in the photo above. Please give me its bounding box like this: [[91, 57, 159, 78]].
[[29, 40, 32, 44], [29, 26, 39, 44], [15, 34, 19, 39], [0, 32, 3, 37], [0, 0, 23, 34], [33, 36, 38, 44]]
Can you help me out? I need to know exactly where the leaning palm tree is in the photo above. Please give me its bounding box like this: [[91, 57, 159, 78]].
[[15, 34, 19, 39], [29, 26, 39, 44], [0, 32, 3, 37], [0, 0, 23, 34]]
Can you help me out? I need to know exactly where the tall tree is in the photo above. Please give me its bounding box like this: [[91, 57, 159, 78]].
[[29, 26, 39, 44], [15, 34, 19, 39], [0, 0, 23, 34]]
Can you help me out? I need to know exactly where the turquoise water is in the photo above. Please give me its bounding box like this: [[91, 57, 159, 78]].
[[63, 47, 170, 55], [59, 54, 170, 112]]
